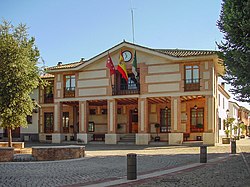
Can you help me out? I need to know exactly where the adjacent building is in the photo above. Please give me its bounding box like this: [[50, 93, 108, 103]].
[[0, 89, 40, 141], [217, 83, 230, 142]]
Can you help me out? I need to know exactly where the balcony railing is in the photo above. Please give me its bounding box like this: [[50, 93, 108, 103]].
[[44, 93, 54, 103], [64, 87, 75, 98], [112, 83, 140, 95], [184, 79, 200, 91]]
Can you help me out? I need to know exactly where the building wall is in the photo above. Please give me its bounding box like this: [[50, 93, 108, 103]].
[[41, 44, 222, 145], [217, 87, 230, 139]]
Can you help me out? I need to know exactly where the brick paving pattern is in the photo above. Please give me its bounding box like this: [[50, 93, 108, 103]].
[[0, 139, 249, 187]]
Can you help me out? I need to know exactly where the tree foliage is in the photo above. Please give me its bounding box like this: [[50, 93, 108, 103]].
[[217, 0, 250, 103], [0, 20, 42, 131]]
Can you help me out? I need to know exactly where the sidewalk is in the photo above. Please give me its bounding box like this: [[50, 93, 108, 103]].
[[1, 138, 249, 187], [80, 138, 250, 187]]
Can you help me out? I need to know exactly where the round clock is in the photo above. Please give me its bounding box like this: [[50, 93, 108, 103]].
[[122, 50, 132, 62]]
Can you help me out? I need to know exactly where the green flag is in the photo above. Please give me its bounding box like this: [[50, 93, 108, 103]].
[[132, 50, 138, 78]]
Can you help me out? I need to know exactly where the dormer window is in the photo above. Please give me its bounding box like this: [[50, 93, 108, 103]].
[[64, 75, 75, 97]]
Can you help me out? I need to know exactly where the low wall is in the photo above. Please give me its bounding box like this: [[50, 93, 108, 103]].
[[32, 145, 85, 161], [0, 147, 14, 162], [0, 142, 24, 149]]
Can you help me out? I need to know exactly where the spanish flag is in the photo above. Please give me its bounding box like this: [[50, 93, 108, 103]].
[[117, 50, 128, 82]]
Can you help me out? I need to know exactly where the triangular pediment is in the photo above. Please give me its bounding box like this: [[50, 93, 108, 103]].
[[47, 41, 218, 73]]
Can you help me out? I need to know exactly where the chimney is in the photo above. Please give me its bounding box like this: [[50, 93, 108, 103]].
[[57, 62, 62, 66]]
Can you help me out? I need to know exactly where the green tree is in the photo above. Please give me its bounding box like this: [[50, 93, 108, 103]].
[[217, 0, 250, 103], [0, 20, 42, 147]]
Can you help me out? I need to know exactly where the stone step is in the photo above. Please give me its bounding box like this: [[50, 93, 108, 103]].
[[117, 141, 135, 145]]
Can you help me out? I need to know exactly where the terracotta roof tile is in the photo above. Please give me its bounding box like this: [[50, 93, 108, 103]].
[[40, 73, 54, 78], [154, 49, 216, 57], [46, 61, 83, 70]]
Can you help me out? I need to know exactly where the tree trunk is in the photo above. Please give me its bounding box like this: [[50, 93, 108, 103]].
[[8, 127, 12, 147]]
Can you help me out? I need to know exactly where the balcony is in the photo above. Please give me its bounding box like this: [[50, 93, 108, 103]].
[[184, 79, 200, 91], [44, 93, 54, 103], [64, 87, 75, 98], [112, 82, 140, 95]]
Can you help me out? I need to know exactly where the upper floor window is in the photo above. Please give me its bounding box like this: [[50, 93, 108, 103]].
[[223, 98, 225, 109], [26, 115, 32, 124], [184, 65, 200, 91], [218, 94, 221, 106], [113, 71, 140, 95], [64, 75, 75, 97], [44, 80, 54, 103], [160, 108, 171, 132]]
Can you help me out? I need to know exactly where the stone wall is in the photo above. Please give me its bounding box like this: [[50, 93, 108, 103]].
[[0, 142, 24, 149], [32, 145, 85, 161], [0, 147, 14, 162]]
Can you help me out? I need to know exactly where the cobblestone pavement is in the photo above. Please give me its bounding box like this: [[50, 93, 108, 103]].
[[118, 139, 250, 187], [0, 139, 249, 187]]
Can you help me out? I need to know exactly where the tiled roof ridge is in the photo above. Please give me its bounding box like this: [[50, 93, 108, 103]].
[[154, 48, 217, 57], [46, 61, 84, 70], [40, 73, 54, 78]]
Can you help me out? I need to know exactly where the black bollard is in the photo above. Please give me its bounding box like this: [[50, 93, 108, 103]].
[[200, 145, 207, 163], [127, 153, 137, 180], [231, 140, 236, 154]]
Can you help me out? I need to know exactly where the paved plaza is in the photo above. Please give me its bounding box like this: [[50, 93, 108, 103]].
[[0, 139, 250, 187]]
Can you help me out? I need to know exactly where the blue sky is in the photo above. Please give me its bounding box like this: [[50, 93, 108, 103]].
[[1, 0, 250, 109], [1, 0, 223, 66]]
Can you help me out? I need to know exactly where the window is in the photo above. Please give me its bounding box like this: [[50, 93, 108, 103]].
[[218, 117, 222, 130], [120, 73, 139, 90], [218, 94, 220, 107], [184, 65, 200, 91], [89, 109, 96, 115], [64, 75, 75, 97], [223, 98, 225, 109], [160, 109, 171, 132], [44, 80, 54, 103], [62, 112, 69, 133], [88, 121, 95, 132], [117, 108, 122, 114], [101, 109, 107, 115], [190, 108, 204, 132], [44, 113, 54, 133], [113, 71, 140, 95], [27, 115, 32, 124]]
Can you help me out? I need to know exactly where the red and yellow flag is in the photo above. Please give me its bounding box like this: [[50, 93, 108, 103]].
[[117, 50, 128, 82]]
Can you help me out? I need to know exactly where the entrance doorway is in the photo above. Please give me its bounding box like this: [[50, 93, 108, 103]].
[[129, 109, 138, 133]]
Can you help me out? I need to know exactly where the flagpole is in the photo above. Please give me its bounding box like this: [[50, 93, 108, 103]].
[[130, 0, 135, 44], [108, 52, 113, 89], [131, 9, 135, 44]]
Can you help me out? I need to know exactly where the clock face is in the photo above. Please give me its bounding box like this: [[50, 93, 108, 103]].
[[122, 50, 132, 62]]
